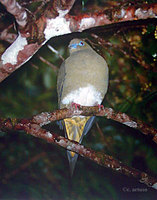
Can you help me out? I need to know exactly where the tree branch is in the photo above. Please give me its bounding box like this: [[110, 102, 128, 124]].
[[27, 106, 157, 144], [67, 3, 157, 32], [0, 114, 157, 190], [0, 105, 157, 143], [38, 55, 58, 73], [3, 152, 46, 181], [0, 2, 156, 82], [0, 106, 157, 143], [0, 25, 17, 43], [0, 0, 28, 27]]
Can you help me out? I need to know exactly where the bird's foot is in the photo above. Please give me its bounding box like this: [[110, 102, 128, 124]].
[[98, 104, 104, 111], [71, 102, 81, 110]]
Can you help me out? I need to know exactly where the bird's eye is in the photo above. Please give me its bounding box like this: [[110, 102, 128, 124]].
[[79, 41, 85, 46]]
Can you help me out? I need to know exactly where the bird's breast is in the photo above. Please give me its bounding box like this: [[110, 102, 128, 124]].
[[61, 84, 102, 106]]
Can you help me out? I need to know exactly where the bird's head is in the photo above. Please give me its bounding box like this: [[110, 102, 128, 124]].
[[68, 38, 91, 54]]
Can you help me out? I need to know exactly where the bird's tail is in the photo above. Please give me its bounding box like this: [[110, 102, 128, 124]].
[[64, 116, 95, 175]]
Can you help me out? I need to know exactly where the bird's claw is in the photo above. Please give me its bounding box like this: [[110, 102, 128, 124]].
[[98, 104, 104, 111], [71, 102, 81, 110]]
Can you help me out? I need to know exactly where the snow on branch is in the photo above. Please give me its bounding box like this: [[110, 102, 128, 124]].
[[67, 3, 157, 32], [0, 0, 76, 82], [0, 1, 157, 82]]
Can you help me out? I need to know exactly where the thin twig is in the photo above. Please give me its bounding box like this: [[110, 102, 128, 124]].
[[47, 44, 64, 61], [38, 55, 58, 73], [3, 152, 46, 182]]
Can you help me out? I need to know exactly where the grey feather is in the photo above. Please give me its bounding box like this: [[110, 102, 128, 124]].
[[57, 38, 109, 175]]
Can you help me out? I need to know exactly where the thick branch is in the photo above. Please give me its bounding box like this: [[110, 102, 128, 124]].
[[0, 117, 157, 190], [68, 3, 157, 32], [0, 0, 28, 27]]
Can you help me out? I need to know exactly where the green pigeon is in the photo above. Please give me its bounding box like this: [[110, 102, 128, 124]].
[[57, 38, 109, 175]]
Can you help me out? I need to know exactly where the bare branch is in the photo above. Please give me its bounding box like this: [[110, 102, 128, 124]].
[[38, 55, 58, 73], [52, 0, 76, 12], [3, 152, 46, 181], [47, 44, 64, 61], [0, 25, 17, 43]]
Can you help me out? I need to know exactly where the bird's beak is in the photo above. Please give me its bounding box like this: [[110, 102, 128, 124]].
[[69, 43, 78, 49]]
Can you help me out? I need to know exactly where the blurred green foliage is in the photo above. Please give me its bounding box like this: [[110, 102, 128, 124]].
[[0, 0, 157, 199]]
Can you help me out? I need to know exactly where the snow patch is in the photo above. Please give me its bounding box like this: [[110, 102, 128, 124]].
[[16, 2, 22, 9], [79, 17, 95, 30], [115, 9, 126, 19], [121, 9, 126, 18], [44, 10, 71, 41], [67, 145, 72, 150], [116, 167, 121, 171], [57, 139, 65, 146], [40, 120, 51, 126], [123, 121, 137, 128], [152, 182, 157, 190], [1, 33, 27, 65], [16, 3, 27, 25], [135, 8, 157, 19], [21, 11, 27, 21], [46, 131, 52, 138]]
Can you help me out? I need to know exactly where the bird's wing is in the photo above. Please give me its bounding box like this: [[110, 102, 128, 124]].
[[57, 61, 66, 108], [83, 116, 95, 136], [56, 61, 66, 129]]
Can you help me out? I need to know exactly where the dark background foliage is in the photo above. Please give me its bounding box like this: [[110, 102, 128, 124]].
[[0, 0, 157, 199]]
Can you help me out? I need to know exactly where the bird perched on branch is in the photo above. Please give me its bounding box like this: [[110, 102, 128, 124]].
[[57, 38, 109, 175]]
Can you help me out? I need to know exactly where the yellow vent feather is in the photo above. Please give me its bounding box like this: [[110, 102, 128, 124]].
[[64, 116, 90, 157]]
